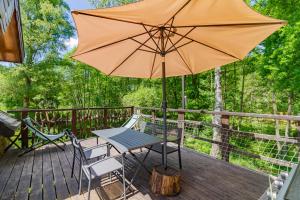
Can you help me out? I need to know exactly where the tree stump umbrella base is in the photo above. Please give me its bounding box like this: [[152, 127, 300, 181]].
[[150, 165, 181, 196]]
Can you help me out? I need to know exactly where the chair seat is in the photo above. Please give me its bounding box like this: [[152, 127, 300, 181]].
[[82, 157, 123, 179], [45, 132, 65, 141], [84, 146, 107, 160], [149, 143, 178, 154]]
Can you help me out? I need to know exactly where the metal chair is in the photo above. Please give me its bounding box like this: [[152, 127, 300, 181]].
[[122, 114, 141, 129], [65, 129, 108, 178], [72, 136, 126, 200], [97, 114, 141, 144], [141, 122, 183, 169], [19, 117, 66, 156]]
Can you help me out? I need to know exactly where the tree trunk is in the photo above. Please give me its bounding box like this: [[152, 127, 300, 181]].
[[23, 72, 31, 108], [272, 91, 282, 151], [150, 166, 181, 196], [210, 67, 223, 158], [285, 92, 292, 138]]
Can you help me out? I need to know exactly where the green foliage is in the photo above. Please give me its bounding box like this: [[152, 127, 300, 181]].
[[122, 86, 161, 107], [88, 0, 138, 8], [0, 0, 299, 176]]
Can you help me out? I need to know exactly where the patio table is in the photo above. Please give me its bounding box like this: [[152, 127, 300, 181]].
[[92, 127, 163, 191]]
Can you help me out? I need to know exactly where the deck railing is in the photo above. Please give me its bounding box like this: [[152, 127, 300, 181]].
[[136, 107, 300, 176], [7, 106, 134, 148], [6, 106, 300, 176]]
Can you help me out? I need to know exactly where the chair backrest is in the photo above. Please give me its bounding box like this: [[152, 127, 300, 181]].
[[23, 117, 49, 140], [71, 136, 88, 164], [141, 121, 182, 144], [65, 129, 76, 143], [122, 114, 141, 129]]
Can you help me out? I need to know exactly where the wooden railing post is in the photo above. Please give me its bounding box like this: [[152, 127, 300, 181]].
[[178, 110, 185, 147], [104, 108, 108, 128], [21, 110, 29, 148], [297, 119, 300, 162], [71, 109, 77, 135], [151, 109, 156, 123], [221, 114, 230, 162], [131, 106, 134, 115]]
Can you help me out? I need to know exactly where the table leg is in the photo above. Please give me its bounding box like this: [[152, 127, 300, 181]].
[[125, 146, 152, 192]]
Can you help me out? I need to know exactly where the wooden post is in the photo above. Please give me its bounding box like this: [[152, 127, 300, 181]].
[[71, 109, 77, 135], [130, 106, 134, 116], [21, 110, 28, 148], [104, 108, 108, 129], [151, 109, 156, 123], [178, 111, 185, 147], [221, 114, 230, 162], [297, 120, 300, 162]]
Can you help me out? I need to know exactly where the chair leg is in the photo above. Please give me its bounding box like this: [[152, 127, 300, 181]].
[[161, 145, 164, 165], [18, 141, 46, 157], [122, 154, 126, 200], [88, 178, 91, 200], [59, 138, 67, 147], [78, 159, 82, 182], [71, 148, 76, 178], [78, 167, 83, 195], [49, 139, 65, 151], [178, 148, 182, 169]]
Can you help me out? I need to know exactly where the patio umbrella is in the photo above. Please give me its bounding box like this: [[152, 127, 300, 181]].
[[71, 0, 285, 169]]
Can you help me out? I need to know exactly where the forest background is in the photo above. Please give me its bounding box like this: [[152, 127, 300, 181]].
[[1, 0, 300, 118]]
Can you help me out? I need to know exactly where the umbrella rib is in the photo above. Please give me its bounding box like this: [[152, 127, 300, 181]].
[[166, 40, 194, 54], [138, 49, 157, 54], [164, 17, 175, 51], [167, 37, 194, 75], [72, 29, 158, 57], [143, 25, 162, 53], [131, 38, 160, 53], [164, 0, 191, 26], [72, 11, 157, 28], [150, 47, 158, 79], [172, 21, 286, 28], [108, 29, 160, 76], [167, 29, 241, 60], [165, 27, 196, 52]]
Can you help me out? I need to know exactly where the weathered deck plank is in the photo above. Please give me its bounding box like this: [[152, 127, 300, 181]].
[[0, 150, 19, 199], [29, 149, 43, 200], [50, 147, 70, 200], [0, 138, 269, 200], [15, 151, 34, 200], [43, 147, 56, 200], [0, 154, 25, 200], [56, 145, 82, 200]]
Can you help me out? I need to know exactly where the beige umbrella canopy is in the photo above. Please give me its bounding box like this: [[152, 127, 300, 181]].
[[71, 0, 285, 168], [71, 0, 285, 78]]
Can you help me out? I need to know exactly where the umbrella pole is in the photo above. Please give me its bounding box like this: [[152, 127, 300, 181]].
[[162, 60, 168, 169], [160, 27, 168, 169]]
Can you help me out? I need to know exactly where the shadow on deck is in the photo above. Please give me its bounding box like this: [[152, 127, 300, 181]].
[[0, 138, 269, 200]]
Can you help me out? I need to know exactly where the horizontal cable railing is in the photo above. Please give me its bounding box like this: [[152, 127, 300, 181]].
[[136, 107, 300, 176]]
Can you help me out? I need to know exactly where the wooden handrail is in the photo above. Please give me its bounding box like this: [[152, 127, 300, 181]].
[[7, 106, 134, 113], [137, 107, 300, 121]]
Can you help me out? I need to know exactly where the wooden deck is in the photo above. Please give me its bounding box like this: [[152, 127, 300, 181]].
[[0, 138, 269, 200]]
